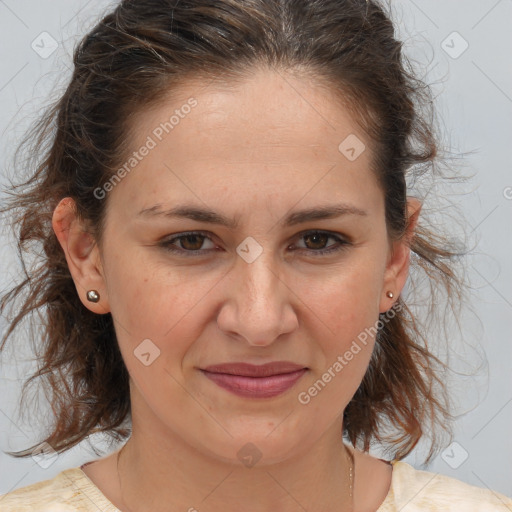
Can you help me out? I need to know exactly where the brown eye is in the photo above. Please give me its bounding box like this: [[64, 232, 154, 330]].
[[303, 232, 330, 250], [179, 234, 206, 251], [160, 231, 217, 254], [292, 230, 351, 256]]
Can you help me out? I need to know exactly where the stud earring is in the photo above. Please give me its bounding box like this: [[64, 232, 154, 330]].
[[86, 290, 100, 303], [386, 291, 394, 299]]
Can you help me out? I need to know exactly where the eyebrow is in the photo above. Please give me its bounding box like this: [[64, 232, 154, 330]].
[[137, 203, 368, 228]]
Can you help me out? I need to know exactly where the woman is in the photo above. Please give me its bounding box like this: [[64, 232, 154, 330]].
[[0, 0, 510, 510]]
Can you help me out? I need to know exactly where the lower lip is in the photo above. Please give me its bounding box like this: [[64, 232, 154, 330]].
[[201, 368, 307, 398]]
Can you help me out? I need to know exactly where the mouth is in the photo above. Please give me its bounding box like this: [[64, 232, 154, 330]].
[[200, 362, 308, 398]]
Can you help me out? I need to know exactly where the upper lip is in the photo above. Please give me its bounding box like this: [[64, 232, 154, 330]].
[[201, 362, 306, 377]]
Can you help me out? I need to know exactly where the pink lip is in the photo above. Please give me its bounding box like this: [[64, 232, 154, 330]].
[[200, 362, 307, 398]]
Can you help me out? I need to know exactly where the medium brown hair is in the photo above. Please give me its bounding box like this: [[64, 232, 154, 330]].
[[0, 0, 466, 462]]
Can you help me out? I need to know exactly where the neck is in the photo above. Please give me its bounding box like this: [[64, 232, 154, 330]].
[[117, 414, 354, 512]]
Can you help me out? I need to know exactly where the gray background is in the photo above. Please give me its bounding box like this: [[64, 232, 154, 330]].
[[0, 0, 511, 500]]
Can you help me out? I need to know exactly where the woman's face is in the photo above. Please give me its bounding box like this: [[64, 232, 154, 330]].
[[60, 68, 415, 465]]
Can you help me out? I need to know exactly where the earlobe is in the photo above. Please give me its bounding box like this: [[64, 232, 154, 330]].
[[379, 196, 422, 313], [52, 197, 110, 314]]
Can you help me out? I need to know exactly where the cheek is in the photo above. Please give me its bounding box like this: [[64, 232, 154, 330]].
[[104, 258, 218, 400], [296, 261, 383, 389], [103, 242, 220, 335], [102, 261, 241, 412], [300, 260, 383, 336]]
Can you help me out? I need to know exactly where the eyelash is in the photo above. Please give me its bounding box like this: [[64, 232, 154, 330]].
[[158, 230, 351, 257]]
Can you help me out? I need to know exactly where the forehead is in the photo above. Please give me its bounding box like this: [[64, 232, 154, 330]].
[[130, 67, 368, 157], [109, 67, 382, 216]]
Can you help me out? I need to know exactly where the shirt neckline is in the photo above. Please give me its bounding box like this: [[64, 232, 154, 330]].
[[69, 459, 399, 511]]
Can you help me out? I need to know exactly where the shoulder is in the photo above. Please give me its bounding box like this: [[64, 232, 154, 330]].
[[0, 467, 118, 512], [380, 460, 512, 511]]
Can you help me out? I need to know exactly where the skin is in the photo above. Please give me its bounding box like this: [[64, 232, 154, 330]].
[[52, 67, 421, 512]]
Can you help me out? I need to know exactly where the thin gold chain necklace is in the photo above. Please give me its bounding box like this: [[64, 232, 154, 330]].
[[116, 442, 354, 511]]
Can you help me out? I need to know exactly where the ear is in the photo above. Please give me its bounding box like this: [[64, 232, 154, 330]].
[[52, 197, 110, 314], [379, 196, 421, 313]]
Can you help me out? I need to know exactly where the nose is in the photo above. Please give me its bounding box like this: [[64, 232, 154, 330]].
[[216, 247, 299, 347]]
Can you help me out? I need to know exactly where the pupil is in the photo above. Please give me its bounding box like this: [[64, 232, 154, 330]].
[[306, 233, 327, 249], [182, 235, 203, 250]]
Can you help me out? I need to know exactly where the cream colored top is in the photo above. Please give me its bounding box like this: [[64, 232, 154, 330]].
[[0, 460, 511, 511]]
